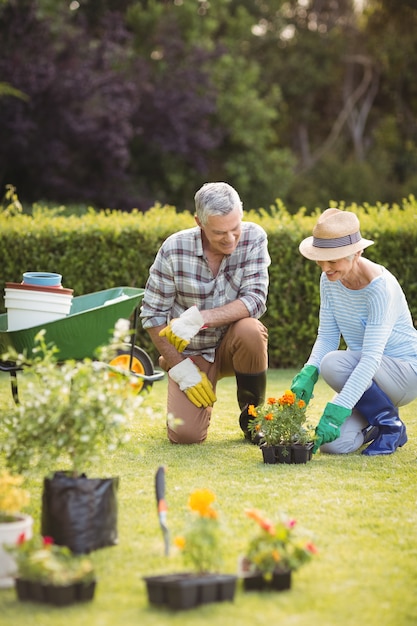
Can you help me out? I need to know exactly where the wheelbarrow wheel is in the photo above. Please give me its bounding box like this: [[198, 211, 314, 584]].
[[109, 345, 155, 393]]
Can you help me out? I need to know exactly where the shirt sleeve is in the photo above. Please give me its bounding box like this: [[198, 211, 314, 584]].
[[334, 322, 392, 408], [140, 243, 178, 329], [308, 271, 405, 409], [307, 274, 342, 368], [333, 281, 397, 408]]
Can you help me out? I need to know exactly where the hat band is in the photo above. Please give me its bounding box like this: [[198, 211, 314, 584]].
[[313, 230, 361, 249]]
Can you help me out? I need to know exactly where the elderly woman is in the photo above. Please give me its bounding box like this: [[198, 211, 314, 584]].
[[290, 208, 417, 456]]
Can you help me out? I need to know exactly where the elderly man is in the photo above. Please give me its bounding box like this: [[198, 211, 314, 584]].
[[140, 182, 270, 444]]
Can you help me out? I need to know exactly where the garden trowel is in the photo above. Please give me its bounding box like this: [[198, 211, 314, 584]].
[[155, 466, 169, 556]]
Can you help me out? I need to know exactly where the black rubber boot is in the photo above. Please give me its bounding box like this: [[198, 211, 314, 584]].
[[236, 371, 267, 444], [355, 381, 407, 456]]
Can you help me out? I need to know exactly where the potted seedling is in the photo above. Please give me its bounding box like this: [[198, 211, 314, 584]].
[[0, 320, 146, 553], [0, 470, 33, 588], [248, 390, 316, 464]]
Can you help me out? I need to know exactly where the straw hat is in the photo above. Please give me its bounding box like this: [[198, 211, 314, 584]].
[[299, 208, 374, 261]]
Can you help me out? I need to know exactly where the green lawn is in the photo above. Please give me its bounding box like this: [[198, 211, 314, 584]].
[[1, 368, 416, 626]]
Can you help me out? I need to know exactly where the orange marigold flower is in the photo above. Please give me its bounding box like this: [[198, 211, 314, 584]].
[[271, 549, 281, 562], [278, 390, 296, 406], [267, 397, 277, 405], [265, 412, 273, 421], [248, 404, 257, 417], [298, 399, 306, 409], [245, 508, 264, 524], [188, 489, 216, 517], [245, 508, 275, 535], [306, 542, 318, 554]]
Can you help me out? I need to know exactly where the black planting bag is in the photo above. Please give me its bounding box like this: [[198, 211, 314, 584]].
[[41, 472, 119, 554]]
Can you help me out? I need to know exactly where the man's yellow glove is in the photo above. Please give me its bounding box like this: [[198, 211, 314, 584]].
[[168, 358, 216, 408], [159, 306, 205, 352]]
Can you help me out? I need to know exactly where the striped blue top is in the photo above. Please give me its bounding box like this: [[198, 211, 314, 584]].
[[307, 268, 417, 408]]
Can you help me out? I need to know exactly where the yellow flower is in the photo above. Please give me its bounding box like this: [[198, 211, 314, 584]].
[[248, 404, 257, 417], [0, 470, 30, 516], [188, 489, 217, 518], [174, 536, 186, 550], [179, 489, 222, 573]]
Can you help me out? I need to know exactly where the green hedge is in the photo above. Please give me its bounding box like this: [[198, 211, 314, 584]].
[[1, 198, 417, 368]]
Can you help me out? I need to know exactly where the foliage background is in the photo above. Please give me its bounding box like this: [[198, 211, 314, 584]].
[[1, 196, 416, 368], [0, 0, 417, 213]]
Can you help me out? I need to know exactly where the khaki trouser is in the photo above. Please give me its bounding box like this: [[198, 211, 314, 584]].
[[161, 318, 268, 444]]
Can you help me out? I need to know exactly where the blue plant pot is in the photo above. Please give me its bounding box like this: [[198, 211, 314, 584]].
[[22, 272, 62, 287]]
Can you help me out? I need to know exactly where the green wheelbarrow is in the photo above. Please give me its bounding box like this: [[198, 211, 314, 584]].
[[0, 286, 164, 402]]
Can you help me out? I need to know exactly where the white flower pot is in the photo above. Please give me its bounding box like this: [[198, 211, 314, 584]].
[[0, 514, 33, 588], [5, 284, 73, 331]]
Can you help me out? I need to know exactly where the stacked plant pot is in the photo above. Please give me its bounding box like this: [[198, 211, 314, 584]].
[[4, 272, 73, 331]]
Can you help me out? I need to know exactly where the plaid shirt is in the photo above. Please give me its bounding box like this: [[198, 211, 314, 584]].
[[140, 222, 270, 362]]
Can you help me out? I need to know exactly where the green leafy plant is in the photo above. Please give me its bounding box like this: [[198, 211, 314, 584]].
[[7, 535, 95, 585], [0, 184, 23, 217], [0, 470, 30, 523], [174, 489, 223, 574], [242, 509, 317, 580], [248, 389, 315, 447], [0, 321, 147, 476]]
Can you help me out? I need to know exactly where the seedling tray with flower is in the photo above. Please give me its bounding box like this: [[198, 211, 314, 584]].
[[249, 390, 315, 464], [144, 485, 237, 610], [143, 572, 237, 610]]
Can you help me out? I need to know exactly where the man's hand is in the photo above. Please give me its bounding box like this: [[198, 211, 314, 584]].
[[313, 402, 351, 453], [169, 358, 216, 408], [159, 306, 205, 352], [290, 364, 319, 406]]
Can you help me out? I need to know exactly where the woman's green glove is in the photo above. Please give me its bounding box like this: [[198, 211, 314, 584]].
[[313, 403, 351, 453], [290, 365, 319, 405]]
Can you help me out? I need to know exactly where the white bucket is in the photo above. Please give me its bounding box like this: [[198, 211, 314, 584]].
[[0, 514, 33, 588], [5, 286, 73, 331]]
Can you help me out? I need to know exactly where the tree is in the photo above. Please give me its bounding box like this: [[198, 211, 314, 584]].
[[0, 2, 140, 208], [126, 0, 295, 210]]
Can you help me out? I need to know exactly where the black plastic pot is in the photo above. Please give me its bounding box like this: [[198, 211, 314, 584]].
[[143, 573, 237, 610], [242, 569, 291, 592], [41, 472, 119, 554], [261, 442, 314, 464], [15, 578, 96, 606]]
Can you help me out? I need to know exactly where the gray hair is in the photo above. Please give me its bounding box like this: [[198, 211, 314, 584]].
[[346, 250, 363, 261], [194, 182, 243, 226]]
